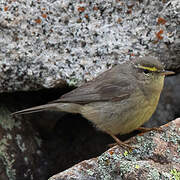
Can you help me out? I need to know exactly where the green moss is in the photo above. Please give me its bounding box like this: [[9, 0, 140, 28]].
[[170, 169, 180, 180], [123, 150, 128, 157], [135, 164, 140, 169], [68, 78, 79, 86]]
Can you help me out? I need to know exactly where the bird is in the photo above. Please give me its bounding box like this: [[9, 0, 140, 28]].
[[11, 56, 174, 148]]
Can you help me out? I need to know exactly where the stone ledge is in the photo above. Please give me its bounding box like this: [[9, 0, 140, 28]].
[[49, 118, 180, 180]]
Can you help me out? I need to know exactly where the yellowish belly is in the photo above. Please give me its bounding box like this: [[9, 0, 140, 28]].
[[81, 92, 161, 135]]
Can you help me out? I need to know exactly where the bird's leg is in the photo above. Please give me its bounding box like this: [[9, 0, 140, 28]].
[[137, 127, 163, 133], [107, 132, 134, 149]]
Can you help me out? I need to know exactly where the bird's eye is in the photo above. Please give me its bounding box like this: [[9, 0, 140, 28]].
[[143, 69, 149, 74]]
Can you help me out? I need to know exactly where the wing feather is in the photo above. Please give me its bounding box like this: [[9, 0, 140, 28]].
[[52, 64, 135, 104]]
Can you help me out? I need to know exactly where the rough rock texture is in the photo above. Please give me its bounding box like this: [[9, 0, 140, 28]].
[[0, 105, 45, 180], [49, 118, 180, 180], [0, 0, 179, 92]]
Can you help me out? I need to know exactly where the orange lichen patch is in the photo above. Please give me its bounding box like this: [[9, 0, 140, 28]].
[[78, 7, 85, 12], [84, 14, 89, 19], [4, 6, 8, 11], [163, 123, 169, 128], [156, 29, 164, 40], [13, 35, 19, 41], [157, 17, 166, 25], [42, 13, 47, 18], [109, 150, 114, 155], [35, 18, 42, 24], [42, 8, 46, 10], [93, 6, 98, 11]]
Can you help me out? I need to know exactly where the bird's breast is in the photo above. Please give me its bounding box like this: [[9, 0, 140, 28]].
[[80, 88, 161, 135]]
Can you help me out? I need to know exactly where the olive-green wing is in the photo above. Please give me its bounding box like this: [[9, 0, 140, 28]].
[[52, 65, 135, 104]]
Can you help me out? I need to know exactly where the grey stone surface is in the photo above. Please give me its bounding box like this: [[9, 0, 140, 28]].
[[0, 106, 45, 180], [0, 0, 179, 92], [49, 118, 180, 180]]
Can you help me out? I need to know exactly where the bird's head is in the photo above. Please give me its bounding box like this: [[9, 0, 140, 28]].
[[132, 56, 174, 93]]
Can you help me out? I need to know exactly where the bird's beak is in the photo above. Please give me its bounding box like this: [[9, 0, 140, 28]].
[[160, 70, 175, 76]]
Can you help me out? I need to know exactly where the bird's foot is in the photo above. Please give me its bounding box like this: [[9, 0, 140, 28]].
[[108, 133, 134, 150], [137, 127, 163, 134]]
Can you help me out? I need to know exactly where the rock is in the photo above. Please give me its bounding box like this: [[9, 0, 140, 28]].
[[0, 105, 46, 180], [0, 0, 179, 92], [49, 118, 180, 180]]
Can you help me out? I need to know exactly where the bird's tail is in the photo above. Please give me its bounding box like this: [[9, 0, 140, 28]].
[[11, 103, 59, 116]]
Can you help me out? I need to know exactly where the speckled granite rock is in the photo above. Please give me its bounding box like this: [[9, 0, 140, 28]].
[[49, 118, 180, 180], [0, 0, 179, 92]]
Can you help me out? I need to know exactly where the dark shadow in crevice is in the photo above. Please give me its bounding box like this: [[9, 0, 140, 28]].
[[39, 112, 137, 178]]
